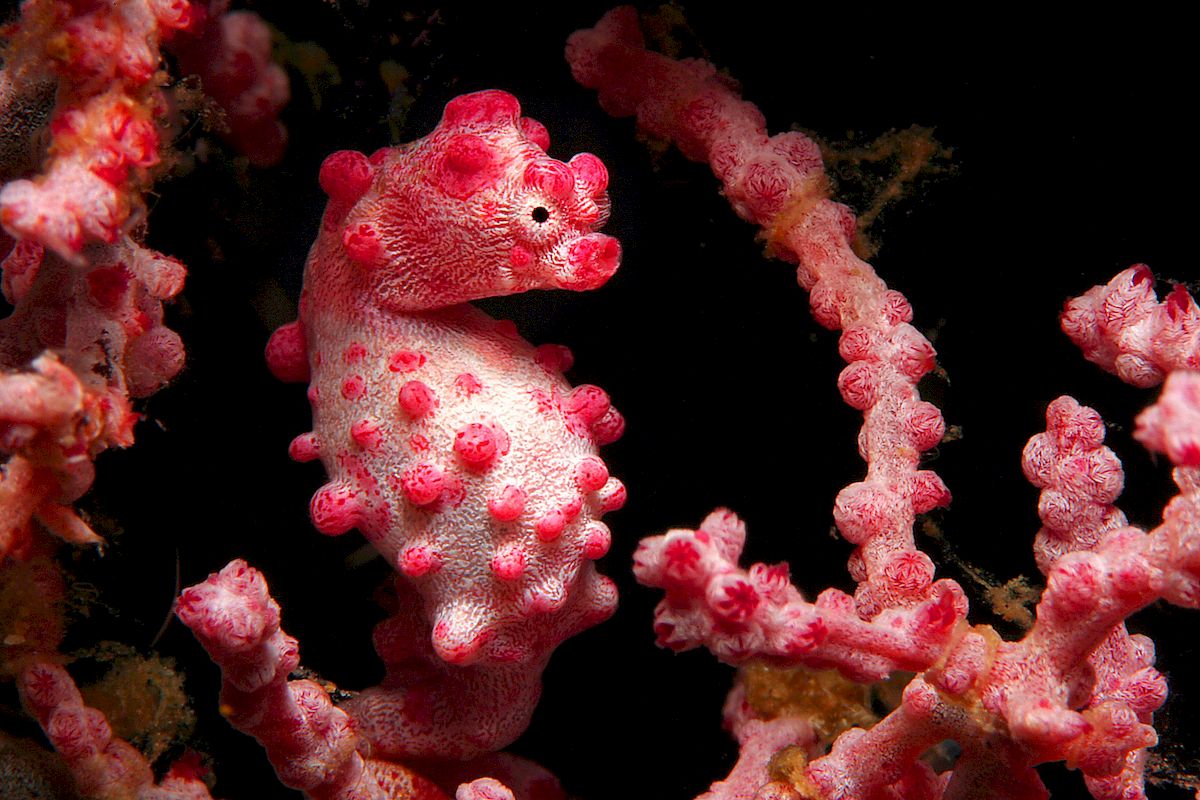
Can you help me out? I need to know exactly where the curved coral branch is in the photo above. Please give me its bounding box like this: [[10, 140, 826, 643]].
[[0, 237, 185, 558], [176, 559, 450, 800], [18, 659, 216, 800], [568, 8, 1200, 800], [568, 7, 955, 628]]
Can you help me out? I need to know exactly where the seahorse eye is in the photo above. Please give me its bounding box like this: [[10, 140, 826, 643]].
[[531, 206, 550, 224]]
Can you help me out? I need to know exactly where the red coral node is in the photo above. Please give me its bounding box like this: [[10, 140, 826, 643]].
[[85, 263, 133, 309], [709, 576, 760, 625]]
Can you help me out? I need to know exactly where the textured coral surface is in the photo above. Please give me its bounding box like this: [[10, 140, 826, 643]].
[[3, 3, 1196, 799]]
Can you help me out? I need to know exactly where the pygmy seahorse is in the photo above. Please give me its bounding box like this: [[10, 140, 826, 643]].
[[265, 90, 625, 759]]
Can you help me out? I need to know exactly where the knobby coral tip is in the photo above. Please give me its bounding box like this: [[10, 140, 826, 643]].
[[905, 402, 946, 451], [837, 362, 879, 411], [1166, 283, 1196, 321], [910, 470, 952, 513]]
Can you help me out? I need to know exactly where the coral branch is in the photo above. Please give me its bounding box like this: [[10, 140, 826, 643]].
[[176, 559, 449, 800], [1062, 266, 1199, 387], [0, 0, 197, 260], [169, 1, 290, 167], [569, 8, 1200, 800], [634, 509, 962, 681], [18, 659, 215, 800], [568, 6, 953, 628], [0, 236, 185, 557]]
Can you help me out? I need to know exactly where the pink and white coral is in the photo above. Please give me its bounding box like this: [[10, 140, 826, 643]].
[[2, 4, 1197, 800], [0, 0, 287, 559], [18, 660, 215, 800], [568, 7, 1200, 799], [0, 237, 186, 557], [177, 559, 449, 800], [1062, 265, 1200, 388], [0, 0, 194, 261], [0, 0, 289, 259]]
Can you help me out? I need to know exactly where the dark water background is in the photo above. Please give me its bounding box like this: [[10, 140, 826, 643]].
[[18, 4, 1195, 798]]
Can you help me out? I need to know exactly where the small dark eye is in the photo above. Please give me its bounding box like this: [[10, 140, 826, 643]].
[[531, 206, 550, 224]]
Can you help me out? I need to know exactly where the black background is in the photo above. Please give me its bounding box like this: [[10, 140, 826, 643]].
[[8, 3, 1197, 798]]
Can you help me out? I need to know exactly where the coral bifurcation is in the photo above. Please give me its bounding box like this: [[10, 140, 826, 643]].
[[2, 4, 1198, 800]]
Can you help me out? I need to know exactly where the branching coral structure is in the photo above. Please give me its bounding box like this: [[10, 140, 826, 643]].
[[1, 3, 1197, 799], [0, 0, 286, 559], [566, 7, 1200, 800]]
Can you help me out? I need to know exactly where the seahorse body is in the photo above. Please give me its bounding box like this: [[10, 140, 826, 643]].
[[266, 91, 624, 758]]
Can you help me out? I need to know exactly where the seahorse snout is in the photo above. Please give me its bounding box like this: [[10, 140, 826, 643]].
[[560, 233, 621, 291]]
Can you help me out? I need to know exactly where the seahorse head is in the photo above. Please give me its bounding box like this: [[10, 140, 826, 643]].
[[315, 90, 620, 312]]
